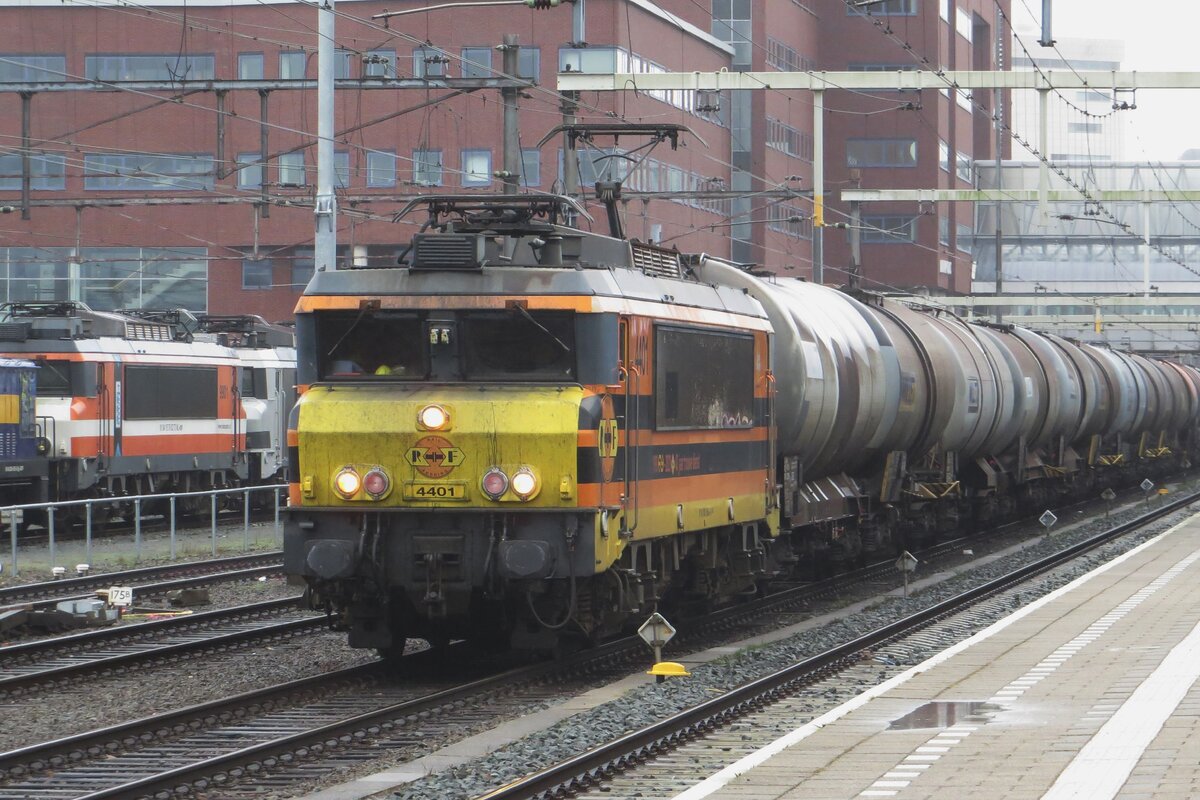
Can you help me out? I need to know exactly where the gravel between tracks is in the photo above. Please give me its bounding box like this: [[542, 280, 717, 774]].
[[382, 501, 1199, 800]]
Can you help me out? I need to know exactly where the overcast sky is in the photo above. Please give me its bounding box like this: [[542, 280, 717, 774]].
[[1024, 0, 1200, 160]]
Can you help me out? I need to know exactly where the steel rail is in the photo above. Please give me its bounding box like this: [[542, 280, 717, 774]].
[[1, 595, 302, 662], [0, 615, 323, 696], [0, 551, 282, 606]]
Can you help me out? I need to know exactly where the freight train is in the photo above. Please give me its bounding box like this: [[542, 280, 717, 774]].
[[0, 303, 296, 518], [283, 194, 1200, 657]]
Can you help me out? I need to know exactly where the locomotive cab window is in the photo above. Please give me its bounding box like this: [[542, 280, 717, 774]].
[[31, 359, 97, 398], [317, 312, 427, 380], [655, 326, 754, 430], [461, 309, 575, 381]]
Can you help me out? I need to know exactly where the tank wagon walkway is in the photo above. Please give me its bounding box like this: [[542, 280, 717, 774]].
[[674, 510, 1200, 800]]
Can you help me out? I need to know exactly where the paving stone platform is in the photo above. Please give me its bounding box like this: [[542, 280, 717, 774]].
[[676, 510, 1200, 800]]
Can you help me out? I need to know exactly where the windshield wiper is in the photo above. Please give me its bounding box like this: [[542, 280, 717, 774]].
[[512, 305, 570, 354]]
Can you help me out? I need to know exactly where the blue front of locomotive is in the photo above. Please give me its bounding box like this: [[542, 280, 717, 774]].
[[0, 358, 48, 505]]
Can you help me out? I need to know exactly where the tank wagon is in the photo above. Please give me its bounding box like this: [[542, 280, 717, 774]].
[[0, 303, 296, 513], [283, 195, 1200, 655]]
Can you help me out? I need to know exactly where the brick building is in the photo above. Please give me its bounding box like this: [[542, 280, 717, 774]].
[[0, 0, 1008, 320]]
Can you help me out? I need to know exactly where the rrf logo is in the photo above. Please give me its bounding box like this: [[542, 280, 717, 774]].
[[407, 435, 464, 479]]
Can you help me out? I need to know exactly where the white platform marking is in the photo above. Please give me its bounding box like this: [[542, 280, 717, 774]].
[[1041, 615, 1200, 799]]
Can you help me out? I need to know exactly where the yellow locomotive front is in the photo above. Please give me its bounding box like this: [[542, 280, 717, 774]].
[[284, 196, 777, 656], [286, 296, 613, 653]]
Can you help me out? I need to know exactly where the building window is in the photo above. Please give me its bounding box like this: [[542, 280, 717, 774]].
[[558, 46, 621, 74], [238, 53, 263, 80], [518, 47, 540, 80], [363, 49, 396, 78], [848, 0, 917, 15], [955, 152, 973, 183], [278, 152, 305, 186], [290, 248, 315, 287], [846, 138, 918, 168], [461, 149, 492, 186], [767, 203, 812, 240], [413, 47, 448, 78], [766, 117, 813, 161], [242, 259, 273, 290], [280, 51, 306, 79], [766, 39, 812, 72], [413, 149, 443, 186], [711, 0, 752, 66], [461, 47, 492, 78], [956, 223, 973, 252], [366, 150, 396, 187], [236, 153, 262, 189], [521, 148, 540, 186], [863, 215, 919, 243], [1068, 121, 1104, 134], [0, 55, 65, 82], [940, 0, 949, 21], [559, 148, 630, 187], [939, 140, 950, 172], [955, 7, 974, 41], [334, 50, 353, 79], [84, 153, 214, 190], [335, 151, 350, 188], [85, 54, 214, 81], [78, 247, 207, 311], [0, 153, 65, 190], [939, 215, 950, 245]]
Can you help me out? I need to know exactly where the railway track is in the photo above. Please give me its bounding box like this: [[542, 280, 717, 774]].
[[476, 491, 1200, 800], [0, 541, 958, 798], [0, 489, 1185, 799], [0, 550, 282, 608], [0, 596, 314, 697]]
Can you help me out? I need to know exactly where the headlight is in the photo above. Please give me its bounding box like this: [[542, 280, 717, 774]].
[[333, 468, 361, 498], [363, 468, 390, 498], [418, 404, 450, 430], [510, 467, 539, 500], [481, 467, 509, 499]]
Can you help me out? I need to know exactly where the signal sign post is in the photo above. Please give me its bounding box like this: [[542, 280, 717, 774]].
[[1101, 487, 1116, 517], [895, 551, 918, 599], [1141, 479, 1155, 506], [638, 612, 689, 683]]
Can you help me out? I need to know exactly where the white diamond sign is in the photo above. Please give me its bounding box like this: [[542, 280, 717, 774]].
[[1039, 510, 1058, 528]]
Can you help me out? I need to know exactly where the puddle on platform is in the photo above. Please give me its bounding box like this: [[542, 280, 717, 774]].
[[888, 701, 995, 730]]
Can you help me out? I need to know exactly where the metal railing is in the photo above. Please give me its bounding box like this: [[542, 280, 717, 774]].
[[2, 484, 285, 577]]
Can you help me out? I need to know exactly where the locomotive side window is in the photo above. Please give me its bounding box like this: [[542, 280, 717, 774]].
[[654, 326, 754, 430], [461, 310, 575, 380], [125, 365, 217, 419], [317, 312, 426, 379]]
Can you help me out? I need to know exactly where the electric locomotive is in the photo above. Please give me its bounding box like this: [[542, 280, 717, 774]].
[[0, 358, 48, 506], [285, 193, 1200, 656], [285, 195, 777, 654], [0, 303, 296, 514]]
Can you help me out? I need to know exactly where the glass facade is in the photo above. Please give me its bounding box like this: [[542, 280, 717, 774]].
[[0, 247, 208, 311]]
